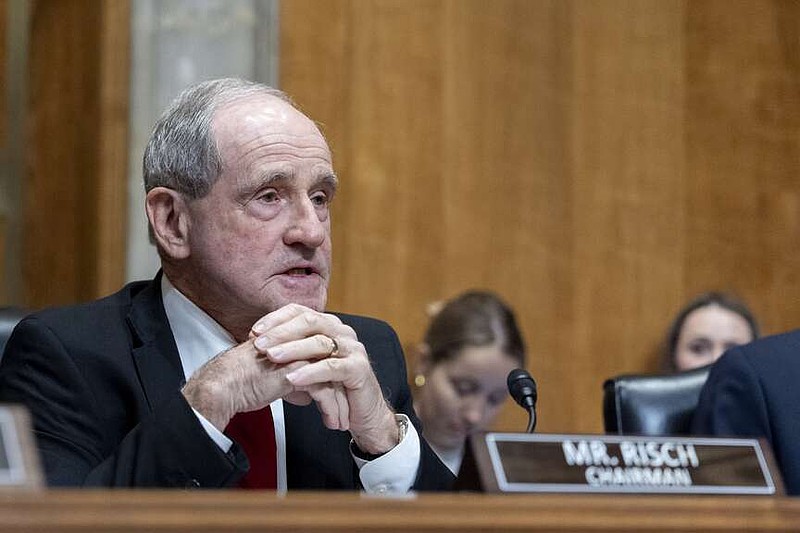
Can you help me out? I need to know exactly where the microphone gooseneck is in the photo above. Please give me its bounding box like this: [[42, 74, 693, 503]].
[[507, 368, 538, 433]]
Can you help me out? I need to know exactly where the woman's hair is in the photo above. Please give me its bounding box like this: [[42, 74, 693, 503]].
[[423, 291, 526, 367], [663, 291, 759, 370]]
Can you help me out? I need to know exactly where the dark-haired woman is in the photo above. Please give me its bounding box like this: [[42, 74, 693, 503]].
[[664, 292, 759, 372]]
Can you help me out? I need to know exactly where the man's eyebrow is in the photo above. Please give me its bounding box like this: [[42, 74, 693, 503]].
[[318, 172, 339, 189], [258, 170, 293, 186], [238, 171, 291, 199], [245, 170, 338, 194]]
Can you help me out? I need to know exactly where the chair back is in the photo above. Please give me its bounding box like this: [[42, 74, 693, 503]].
[[0, 307, 29, 361], [602, 365, 711, 436]]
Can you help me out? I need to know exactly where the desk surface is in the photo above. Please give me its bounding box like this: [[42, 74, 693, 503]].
[[0, 490, 798, 532]]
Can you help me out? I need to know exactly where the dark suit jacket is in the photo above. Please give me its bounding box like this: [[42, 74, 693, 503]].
[[0, 277, 453, 490], [691, 330, 800, 495]]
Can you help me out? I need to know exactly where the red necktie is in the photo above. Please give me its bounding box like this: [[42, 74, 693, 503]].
[[224, 406, 278, 489]]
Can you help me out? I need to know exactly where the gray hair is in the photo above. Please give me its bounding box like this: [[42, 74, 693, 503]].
[[142, 78, 293, 199]]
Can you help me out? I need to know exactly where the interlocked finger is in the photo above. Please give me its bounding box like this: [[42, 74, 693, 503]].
[[299, 381, 350, 431], [256, 334, 344, 363]]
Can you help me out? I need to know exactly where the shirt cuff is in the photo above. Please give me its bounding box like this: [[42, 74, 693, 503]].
[[352, 414, 421, 493], [192, 407, 233, 453]]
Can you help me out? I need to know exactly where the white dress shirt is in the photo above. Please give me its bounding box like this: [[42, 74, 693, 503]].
[[161, 276, 420, 492]]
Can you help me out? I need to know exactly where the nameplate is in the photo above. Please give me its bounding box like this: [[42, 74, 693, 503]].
[[0, 405, 42, 489], [461, 433, 781, 495]]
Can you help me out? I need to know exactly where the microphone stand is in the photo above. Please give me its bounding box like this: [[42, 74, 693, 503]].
[[525, 405, 537, 434]]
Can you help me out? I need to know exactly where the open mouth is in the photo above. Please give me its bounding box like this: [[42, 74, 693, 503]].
[[285, 267, 315, 276]]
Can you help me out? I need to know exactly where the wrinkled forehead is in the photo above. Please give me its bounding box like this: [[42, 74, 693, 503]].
[[212, 94, 331, 158]]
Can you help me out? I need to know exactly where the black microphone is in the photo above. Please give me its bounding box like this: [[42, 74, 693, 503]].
[[507, 368, 538, 433]]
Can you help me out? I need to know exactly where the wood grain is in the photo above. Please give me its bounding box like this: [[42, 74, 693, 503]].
[[0, 0, 6, 148], [685, 0, 800, 334], [23, 0, 129, 306], [0, 491, 798, 532], [0, 0, 6, 303], [281, 0, 800, 434], [94, 0, 130, 297], [10, 0, 800, 436]]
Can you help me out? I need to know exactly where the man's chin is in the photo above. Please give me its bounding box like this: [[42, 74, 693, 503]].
[[273, 292, 327, 313], [261, 276, 329, 313]]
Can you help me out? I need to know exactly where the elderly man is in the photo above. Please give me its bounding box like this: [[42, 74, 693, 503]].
[[0, 79, 453, 491]]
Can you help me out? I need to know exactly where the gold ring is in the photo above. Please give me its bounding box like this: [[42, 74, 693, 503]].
[[329, 336, 339, 357]]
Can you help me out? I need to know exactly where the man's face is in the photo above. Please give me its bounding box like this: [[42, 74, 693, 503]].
[[181, 95, 336, 331]]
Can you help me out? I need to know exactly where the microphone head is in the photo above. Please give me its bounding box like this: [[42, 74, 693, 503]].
[[507, 368, 538, 408]]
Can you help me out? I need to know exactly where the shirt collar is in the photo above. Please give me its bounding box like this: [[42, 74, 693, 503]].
[[161, 275, 236, 380]]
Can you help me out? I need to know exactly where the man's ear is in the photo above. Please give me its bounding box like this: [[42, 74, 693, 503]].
[[145, 187, 191, 260]]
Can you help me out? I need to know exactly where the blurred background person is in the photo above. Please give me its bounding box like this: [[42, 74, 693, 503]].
[[663, 292, 759, 372], [411, 291, 526, 474]]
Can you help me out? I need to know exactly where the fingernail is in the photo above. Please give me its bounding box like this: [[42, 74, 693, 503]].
[[252, 322, 266, 334], [254, 336, 269, 351], [285, 370, 298, 383]]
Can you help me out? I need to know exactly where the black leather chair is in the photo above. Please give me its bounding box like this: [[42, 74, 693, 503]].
[[602, 365, 711, 436], [0, 307, 29, 361]]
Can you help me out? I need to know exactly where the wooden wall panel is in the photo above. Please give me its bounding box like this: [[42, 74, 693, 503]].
[[0, 0, 7, 303], [685, 0, 800, 333], [23, 0, 129, 307], [0, 0, 6, 147], [281, 0, 800, 434], [569, 1, 686, 420], [25, 0, 96, 305], [439, 1, 575, 431], [95, 1, 131, 296]]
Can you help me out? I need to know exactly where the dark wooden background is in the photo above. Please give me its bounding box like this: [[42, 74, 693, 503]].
[[2, 0, 798, 433]]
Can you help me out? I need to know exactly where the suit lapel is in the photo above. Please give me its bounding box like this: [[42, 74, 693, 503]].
[[127, 274, 185, 412], [122, 280, 362, 488]]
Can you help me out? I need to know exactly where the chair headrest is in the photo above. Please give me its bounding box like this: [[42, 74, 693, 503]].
[[602, 365, 711, 436], [0, 307, 29, 357]]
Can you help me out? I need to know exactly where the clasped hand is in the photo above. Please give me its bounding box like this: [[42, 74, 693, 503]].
[[182, 304, 399, 455]]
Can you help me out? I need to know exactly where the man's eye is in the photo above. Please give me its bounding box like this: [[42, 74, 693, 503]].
[[258, 190, 279, 203], [310, 192, 330, 207]]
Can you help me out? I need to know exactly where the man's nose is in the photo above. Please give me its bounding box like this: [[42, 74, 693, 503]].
[[284, 198, 327, 247]]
